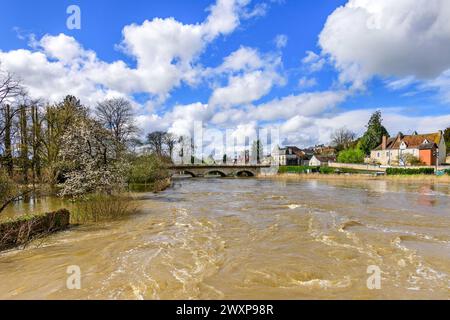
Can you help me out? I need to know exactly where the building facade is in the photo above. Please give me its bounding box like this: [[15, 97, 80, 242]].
[[273, 146, 310, 166], [370, 131, 447, 166]]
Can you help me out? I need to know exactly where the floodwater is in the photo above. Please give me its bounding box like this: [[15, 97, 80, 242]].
[[0, 178, 449, 299]]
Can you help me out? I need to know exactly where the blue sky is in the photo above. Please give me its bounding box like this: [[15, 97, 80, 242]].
[[1, 0, 449, 147]]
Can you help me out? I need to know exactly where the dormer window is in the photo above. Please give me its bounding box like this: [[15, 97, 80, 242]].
[[400, 141, 407, 149], [423, 139, 429, 144]]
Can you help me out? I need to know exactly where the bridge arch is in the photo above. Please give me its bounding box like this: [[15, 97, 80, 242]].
[[205, 170, 227, 177], [236, 170, 255, 177], [181, 171, 197, 178]]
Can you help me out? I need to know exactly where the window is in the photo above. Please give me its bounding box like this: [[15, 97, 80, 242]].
[[377, 152, 380, 158]]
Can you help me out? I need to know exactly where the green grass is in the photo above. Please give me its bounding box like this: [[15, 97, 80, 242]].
[[278, 166, 319, 174], [386, 168, 435, 175]]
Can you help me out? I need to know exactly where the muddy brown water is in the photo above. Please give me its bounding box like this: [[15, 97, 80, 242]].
[[0, 178, 449, 299]]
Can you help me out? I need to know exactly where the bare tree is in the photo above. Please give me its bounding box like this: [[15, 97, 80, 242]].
[[0, 69, 23, 106], [0, 69, 24, 138], [330, 127, 356, 151], [164, 133, 177, 160], [146, 131, 166, 157], [96, 98, 138, 145]]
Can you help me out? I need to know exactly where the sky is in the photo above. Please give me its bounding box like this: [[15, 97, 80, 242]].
[[1, 0, 450, 148]]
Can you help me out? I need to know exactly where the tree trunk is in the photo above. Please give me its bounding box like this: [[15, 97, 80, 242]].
[[4, 104, 13, 177], [31, 104, 42, 184], [19, 105, 29, 184]]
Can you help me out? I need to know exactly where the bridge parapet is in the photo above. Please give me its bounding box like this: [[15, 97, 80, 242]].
[[168, 164, 272, 178]]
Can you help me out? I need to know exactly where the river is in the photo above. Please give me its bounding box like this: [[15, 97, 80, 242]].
[[0, 178, 449, 299]]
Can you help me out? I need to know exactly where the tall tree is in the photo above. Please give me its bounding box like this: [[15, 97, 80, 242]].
[[42, 95, 86, 185], [251, 140, 263, 164], [164, 133, 177, 160], [359, 111, 390, 155], [2, 104, 13, 176], [19, 104, 29, 183], [95, 98, 138, 145], [444, 127, 450, 152], [30, 101, 43, 183], [146, 131, 166, 157]]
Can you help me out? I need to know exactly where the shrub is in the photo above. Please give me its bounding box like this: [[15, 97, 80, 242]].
[[71, 194, 138, 224], [386, 168, 435, 175], [319, 167, 335, 174], [337, 148, 365, 164], [128, 154, 169, 185]]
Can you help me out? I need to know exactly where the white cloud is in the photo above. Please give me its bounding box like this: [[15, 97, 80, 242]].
[[209, 46, 284, 108], [252, 90, 348, 121], [298, 77, 317, 89], [210, 70, 283, 107], [216, 46, 264, 72], [0, 0, 255, 106], [274, 34, 288, 49], [302, 50, 326, 73], [319, 0, 450, 88]]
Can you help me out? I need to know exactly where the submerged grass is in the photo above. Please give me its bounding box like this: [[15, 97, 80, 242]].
[[71, 194, 139, 224]]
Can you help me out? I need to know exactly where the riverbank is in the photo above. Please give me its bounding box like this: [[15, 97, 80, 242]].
[[264, 173, 450, 183], [0, 209, 70, 251]]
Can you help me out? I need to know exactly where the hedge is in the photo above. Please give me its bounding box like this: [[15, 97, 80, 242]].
[[385, 168, 435, 175], [319, 167, 335, 174], [278, 166, 319, 174]]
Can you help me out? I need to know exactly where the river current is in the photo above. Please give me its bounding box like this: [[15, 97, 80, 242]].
[[0, 178, 449, 299]]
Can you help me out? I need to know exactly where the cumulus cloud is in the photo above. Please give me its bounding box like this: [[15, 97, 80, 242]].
[[319, 0, 450, 88], [209, 46, 285, 108], [0, 0, 255, 105]]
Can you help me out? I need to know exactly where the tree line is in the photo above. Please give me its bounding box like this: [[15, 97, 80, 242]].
[[0, 69, 170, 213], [330, 111, 449, 164]]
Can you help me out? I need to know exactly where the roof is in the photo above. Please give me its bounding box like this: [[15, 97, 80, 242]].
[[374, 132, 442, 151], [418, 143, 437, 150], [312, 155, 336, 162]]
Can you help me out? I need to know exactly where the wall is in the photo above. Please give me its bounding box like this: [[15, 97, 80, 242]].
[[330, 162, 386, 172], [0, 210, 70, 251]]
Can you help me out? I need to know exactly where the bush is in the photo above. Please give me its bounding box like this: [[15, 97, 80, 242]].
[[71, 194, 138, 224], [386, 168, 435, 175], [337, 148, 365, 164], [278, 166, 319, 174], [128, 154, 169, 185], [319, 167, 335, 174]]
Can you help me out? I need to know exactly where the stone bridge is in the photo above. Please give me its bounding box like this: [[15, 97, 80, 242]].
[[168, 164, 272, 178]]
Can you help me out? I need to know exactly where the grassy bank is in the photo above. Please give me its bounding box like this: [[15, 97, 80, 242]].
[[265, 173, 450, 183]]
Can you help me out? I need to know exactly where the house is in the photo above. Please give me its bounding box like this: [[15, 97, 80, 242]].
[[273, 146, 310, 166], [309, 155, 336, 167], [370, 131, 447, 166]]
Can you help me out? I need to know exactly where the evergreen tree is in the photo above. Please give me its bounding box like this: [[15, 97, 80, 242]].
[[359, 111, 390, 155]]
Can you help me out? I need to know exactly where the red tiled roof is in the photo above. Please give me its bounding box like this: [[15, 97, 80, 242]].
[[374, 132, 442, 151]]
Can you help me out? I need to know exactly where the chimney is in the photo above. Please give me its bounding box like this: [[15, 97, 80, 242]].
[[382, 135, 387, 150]]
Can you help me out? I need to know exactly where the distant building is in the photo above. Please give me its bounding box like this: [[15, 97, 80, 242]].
[[370, 131, 447, 166], [309, 155, 336, 167], [273, 146, 310, 166]]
